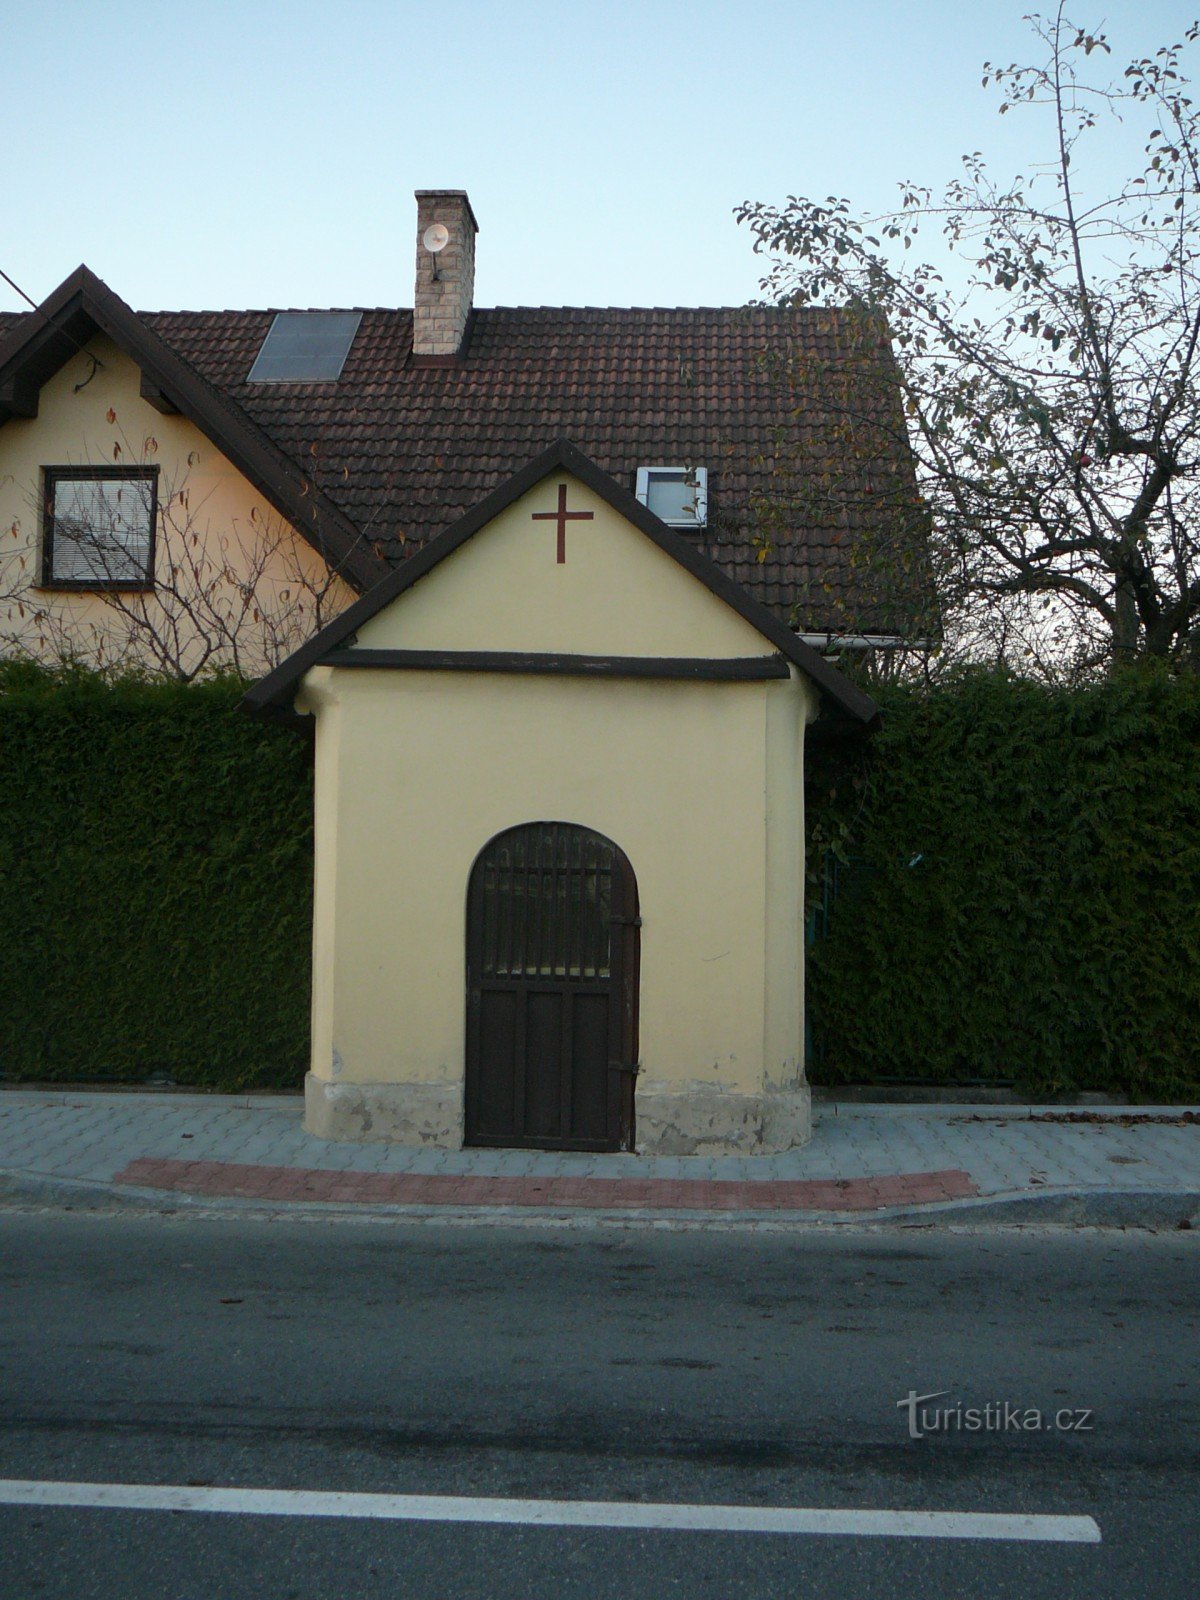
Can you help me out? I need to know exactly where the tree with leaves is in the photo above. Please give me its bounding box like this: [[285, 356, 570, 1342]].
[[738, 8, 1200, 678]]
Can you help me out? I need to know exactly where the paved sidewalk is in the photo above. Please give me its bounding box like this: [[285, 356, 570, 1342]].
[[0, 1089, 1197, 1225]]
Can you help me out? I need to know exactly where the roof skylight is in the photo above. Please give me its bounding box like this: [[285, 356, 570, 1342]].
[[248, 311, 362, 383]]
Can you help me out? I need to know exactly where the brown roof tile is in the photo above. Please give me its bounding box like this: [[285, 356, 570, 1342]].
[[0, 302, 928, 633]]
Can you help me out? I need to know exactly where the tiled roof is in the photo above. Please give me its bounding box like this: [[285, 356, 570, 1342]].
[[0, 303, 928, 632]]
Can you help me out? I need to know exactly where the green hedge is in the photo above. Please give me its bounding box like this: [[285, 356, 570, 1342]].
[[807, 667, 1200, 1099], [3, 665, 1198, 1099], [0, 669, 312, 1090]]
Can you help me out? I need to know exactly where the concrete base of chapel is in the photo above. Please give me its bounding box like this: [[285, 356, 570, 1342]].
[[304, 1074, 812, 1156], [304, 1074, 464, 1148], [634, 1084, 812, 1155]]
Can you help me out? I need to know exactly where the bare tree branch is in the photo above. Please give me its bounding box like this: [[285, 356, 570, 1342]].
[[738, 12, 1200, 677]]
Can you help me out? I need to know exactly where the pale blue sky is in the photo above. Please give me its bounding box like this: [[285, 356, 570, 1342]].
[[2, 0, 1196, 313]]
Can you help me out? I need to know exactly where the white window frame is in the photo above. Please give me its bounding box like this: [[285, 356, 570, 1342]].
[[635, 465, 708, 529]]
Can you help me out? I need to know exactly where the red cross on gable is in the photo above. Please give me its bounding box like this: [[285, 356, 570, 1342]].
[[532, 482, 594, 564]]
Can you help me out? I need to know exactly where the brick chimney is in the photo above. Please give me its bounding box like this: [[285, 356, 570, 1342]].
[[413, 190, 479, 360]]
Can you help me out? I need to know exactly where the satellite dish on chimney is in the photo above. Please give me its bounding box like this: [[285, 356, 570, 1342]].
[[423, 223, 450, 254]]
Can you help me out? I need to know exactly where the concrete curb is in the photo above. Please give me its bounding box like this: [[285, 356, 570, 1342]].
[[814, 1102, 1200, 1120], [2, 1166, 1197, 1231], [871, 1186, 1200, 1229]]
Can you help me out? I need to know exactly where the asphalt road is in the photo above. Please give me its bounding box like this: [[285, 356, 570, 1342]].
[[0, 1212, 1196, 1598]]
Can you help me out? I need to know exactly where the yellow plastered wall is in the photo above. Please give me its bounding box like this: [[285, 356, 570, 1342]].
[[0, 335, 354, 674], [301, 474, 815, 1100], [355, 476, 771, 658]]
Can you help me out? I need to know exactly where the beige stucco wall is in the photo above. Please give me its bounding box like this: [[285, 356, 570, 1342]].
[[354, 475, 772, 658], [299, 474, 816, 1152], [0, 334, 353, 675]]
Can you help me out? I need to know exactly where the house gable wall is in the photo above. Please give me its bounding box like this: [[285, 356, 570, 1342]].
[[0, 335, 354, 674]]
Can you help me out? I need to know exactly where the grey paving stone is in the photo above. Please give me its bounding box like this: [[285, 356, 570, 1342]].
[[1, 1090, 1198, 1218]]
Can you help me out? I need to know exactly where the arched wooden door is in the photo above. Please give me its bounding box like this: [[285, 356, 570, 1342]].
[[465, 822, 640, 1152]]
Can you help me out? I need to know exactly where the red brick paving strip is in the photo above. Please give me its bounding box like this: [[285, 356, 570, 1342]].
[[114, 1159, 978, 1212]]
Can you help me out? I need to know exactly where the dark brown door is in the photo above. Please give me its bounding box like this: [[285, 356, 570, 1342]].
[[465, 822, 639, 1152]]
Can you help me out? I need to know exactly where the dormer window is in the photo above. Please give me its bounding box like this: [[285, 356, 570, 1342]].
[[248, 311, 362, 383], [635, 466, 708, 529]]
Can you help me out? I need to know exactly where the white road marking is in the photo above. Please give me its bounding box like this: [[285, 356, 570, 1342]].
[[0, 1480, 1101, 1543]]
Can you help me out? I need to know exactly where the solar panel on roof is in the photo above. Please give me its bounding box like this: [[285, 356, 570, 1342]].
[[248, 311, 362, 382]]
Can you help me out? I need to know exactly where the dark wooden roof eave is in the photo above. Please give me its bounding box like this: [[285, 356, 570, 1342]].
[[0, 265, 387, 594], [242, 439, 880, 732]]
